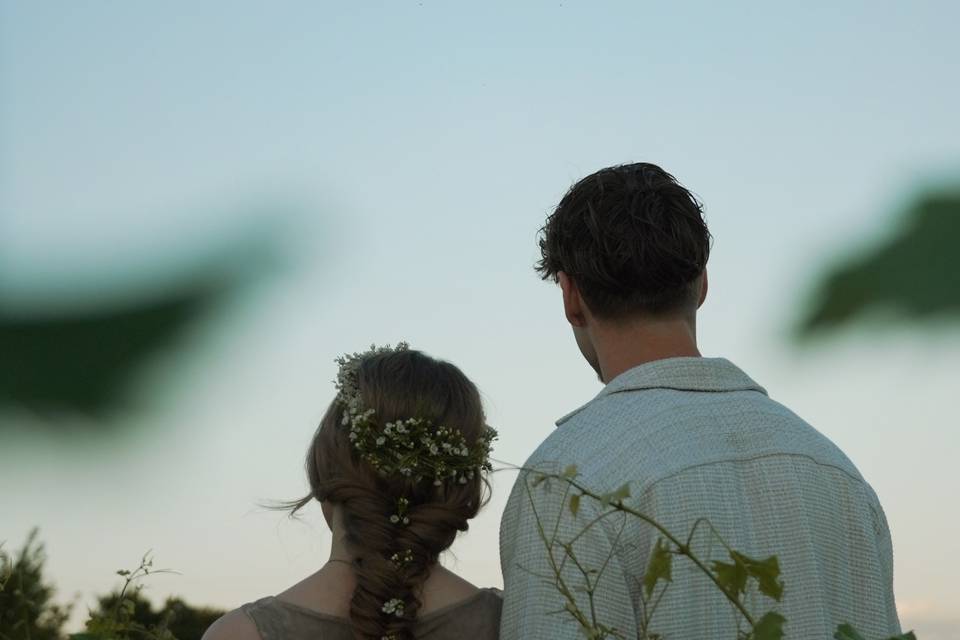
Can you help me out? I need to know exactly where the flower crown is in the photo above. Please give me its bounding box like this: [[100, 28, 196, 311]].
[[334, 343, 496, 487]]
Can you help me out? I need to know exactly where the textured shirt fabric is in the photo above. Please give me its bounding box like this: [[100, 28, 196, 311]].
[[499, 357, 900, 640], [241, 589, 502, 640]]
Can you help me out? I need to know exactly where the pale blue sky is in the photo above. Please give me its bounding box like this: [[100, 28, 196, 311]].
[[2, 2, 959, 637]]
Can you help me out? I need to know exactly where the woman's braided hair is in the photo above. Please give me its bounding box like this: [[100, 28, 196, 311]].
[[289, 344, 496, 640]]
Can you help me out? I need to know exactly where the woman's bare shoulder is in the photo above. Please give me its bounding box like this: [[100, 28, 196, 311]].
[[201, 607, 261, 640]]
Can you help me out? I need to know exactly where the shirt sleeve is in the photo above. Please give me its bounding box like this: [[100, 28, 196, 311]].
[[498, 462, 639, 640]]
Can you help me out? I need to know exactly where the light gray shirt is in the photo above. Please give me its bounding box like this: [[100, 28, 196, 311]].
[[499, 357, 900, 639]]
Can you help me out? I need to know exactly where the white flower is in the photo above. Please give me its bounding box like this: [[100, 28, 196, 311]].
[[382, 598, 404, 616], [429, 445, 439, 455], [376, 436, 386, 446], [389, 515, 400, 524], [433, 478, 442, 486]]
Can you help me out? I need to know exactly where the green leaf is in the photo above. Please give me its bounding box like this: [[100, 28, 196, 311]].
[[569, 493, 581, 517], [712, 557, 748, 599], [835, 626, 917, 640], [598, 483, 631, 508], [833, 623, 866, 640], [732, 551, 784, 602], [562, 464, 579, 479], [753, 611, 786, 640], [642, 538, 673, 598], [613, 483, 631, 502]]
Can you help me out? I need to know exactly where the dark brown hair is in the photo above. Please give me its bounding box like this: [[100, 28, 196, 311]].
[[536, 162, 712, 319], [289, 349, 490, 640]]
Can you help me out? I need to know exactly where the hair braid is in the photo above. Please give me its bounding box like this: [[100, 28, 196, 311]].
[[290, 347, 493, 640]]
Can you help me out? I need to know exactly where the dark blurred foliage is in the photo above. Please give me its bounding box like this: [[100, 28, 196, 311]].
[[90, 591, 224, 640], [1, 530, 224, 640], [0, 528, 71, 640], [0, 221, 289, 425], [0, 278, 230, 419], [797, 190, 960, 337]]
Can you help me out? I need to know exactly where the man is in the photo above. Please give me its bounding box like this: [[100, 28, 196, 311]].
[[499, 163, 901, 639]]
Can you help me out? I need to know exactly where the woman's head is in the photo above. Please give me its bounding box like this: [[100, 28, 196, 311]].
[[291, 345, 493, 640]]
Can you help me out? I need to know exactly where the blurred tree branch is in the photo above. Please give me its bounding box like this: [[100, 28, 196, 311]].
[[796, 190, 960, 338]]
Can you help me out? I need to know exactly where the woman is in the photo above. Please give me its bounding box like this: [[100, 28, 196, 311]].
[[204, 344, 501, 640]]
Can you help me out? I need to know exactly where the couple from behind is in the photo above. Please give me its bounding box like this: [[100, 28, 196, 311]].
[[206, 163, 901, 640]]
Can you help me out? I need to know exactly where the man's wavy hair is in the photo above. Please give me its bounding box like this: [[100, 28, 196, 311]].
[[536, 162, 712, 319]]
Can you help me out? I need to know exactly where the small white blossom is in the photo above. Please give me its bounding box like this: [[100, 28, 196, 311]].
[[382, 598, 404, 616]]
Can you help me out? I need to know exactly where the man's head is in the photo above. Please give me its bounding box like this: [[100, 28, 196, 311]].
[[536, 163, 711, 377]]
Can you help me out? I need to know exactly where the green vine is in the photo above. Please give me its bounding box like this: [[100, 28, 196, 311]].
[[522, 466, 916, 640]]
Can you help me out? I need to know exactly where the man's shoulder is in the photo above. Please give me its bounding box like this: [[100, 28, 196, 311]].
[[525, 383, 863, 491]]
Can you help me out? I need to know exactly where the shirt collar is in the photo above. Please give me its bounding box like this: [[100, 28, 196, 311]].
[[556, 357, 767, 425]]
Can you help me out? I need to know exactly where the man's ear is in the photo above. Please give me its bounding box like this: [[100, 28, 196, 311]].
[[558, 271, 588, 327], [697, 269, 708, 308]]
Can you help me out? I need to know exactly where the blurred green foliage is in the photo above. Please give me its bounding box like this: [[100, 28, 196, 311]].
[[86, 591, 224, 640], [798, 191, 960, 337], [0, 221, 288, 424], [1, 531, 224, 640], [0, 529, 70, 640], [0, 278, 230, 419]]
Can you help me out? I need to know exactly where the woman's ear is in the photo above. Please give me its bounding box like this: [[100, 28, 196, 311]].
[[558, 271, 587, 328]]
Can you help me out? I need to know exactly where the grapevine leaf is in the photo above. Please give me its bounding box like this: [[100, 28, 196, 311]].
[[753, 611, 786, 640], [732, 551, 784, 602], [643, 538, 673, 598], [712, 557, 748, 599], [834, 624, 866, 640]]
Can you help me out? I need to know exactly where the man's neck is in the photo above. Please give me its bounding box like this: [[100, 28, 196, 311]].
[[593, 316, 701, 383]]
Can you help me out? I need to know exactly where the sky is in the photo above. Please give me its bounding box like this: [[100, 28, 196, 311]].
[[1, 2, 959, 638]]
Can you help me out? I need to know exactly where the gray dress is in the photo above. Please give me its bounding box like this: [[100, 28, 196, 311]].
[[241, 589, 502, 640]]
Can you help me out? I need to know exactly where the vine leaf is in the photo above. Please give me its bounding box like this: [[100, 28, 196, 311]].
[[834, 624, 916, 640], [732, 551, 784, 602], [833, 624, 866, 640], [712, 556, 749, 599], [712, 550, 784, 602], [600, 483, 631, 507], [753, 611, 786, 640], [642, 538, 673, 598]]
